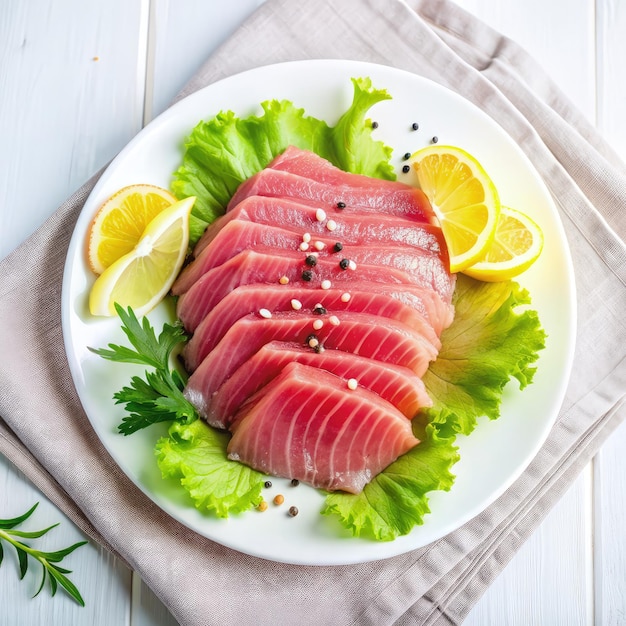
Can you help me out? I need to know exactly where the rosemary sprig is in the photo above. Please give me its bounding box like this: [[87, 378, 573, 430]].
[[0, 503, 87, 606]]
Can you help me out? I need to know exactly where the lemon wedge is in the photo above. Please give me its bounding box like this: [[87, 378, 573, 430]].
[[463, 206, 543, 281], [87, 184, 178, 274], [409, 145, 500, 273], [89, 196, 195, 317]]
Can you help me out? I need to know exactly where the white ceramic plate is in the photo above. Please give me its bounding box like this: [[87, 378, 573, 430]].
[[62, 59, 576, 565]]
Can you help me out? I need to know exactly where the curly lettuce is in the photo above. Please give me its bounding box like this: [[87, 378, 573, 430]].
[[171, 77, 394, 244]]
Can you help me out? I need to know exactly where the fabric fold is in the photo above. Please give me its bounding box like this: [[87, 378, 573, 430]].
[[1, 1, 625, 624]]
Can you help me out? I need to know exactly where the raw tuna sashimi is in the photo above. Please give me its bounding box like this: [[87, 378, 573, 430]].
[[226, 167, 433, 220], [182, 284, 442, 371], [174, 215, 448, 295], [202, 341, 432, 428], [183, 310, 440, 410], [176, 247, 454, 332], [226, 362, 420, 494], [192, 195, 445, 265], [176, 146, 456, 493]]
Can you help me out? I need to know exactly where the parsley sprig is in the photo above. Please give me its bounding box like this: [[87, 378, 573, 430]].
[[0, 503, 87, 606], [88, 304, 199, 435]]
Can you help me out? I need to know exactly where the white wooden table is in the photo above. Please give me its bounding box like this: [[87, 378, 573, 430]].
[[1, 2, 625, 624]]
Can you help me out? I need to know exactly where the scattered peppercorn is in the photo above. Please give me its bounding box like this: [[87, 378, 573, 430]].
[[314, 344, 325, 354], [432, 136, 439, 143], [313, 305, 327, 315], [264, 480, 272, 488], [291, 479, 300, 486], [257, 500, 268, 512], [411, 122, 419, 130], [305, 254, 317, 267], [333, 242, 343, 253], [273, 494, 285, 505], [302, 269, 313, 281], [403, 152, 411, 160], [339, 258, 350, 270], [288, 506, 299, 517], [336, 201, 346, 209], [371, 121, 379, 129], [402, 165, 410, 173]]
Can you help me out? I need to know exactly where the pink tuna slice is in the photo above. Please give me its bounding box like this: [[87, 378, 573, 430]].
[[226, 166, 434, 220], [183, 310, 439, 411], [173, 215, 448, 295], [226, 362, 420, 494], [182, 284, 441, 372], [201, 341, 432, 429], [192, 195, 444, 260], [176, 247, 454, 332], [267, 145, 407, 187]]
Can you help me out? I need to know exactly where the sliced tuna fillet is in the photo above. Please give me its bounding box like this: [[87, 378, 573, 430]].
[[269, 145, 419, 191], [176, 247, 454, 332], [226, 168, 433, 220], [182, 285, 441, 372], [183, 310, 440, 412], [192, 195, 444, 260], [226, 362, 420, 494], [202, 341, 432, 428], [174, 214, 448, 295]]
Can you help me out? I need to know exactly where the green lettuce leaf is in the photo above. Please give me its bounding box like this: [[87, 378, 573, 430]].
[[319, 274, 545, 540], [423, 274, 547, 439], [171, 77, 395, 244], [155, 419, 265, 517], [321, 421, 459, 541]]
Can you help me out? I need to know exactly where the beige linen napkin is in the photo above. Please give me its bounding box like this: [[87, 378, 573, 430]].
[[1, 0, 625, 624]]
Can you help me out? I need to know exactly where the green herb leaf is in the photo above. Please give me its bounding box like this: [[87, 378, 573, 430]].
[[89, 303, 187, 370], [155, 420, 265, 518], [47, 565, 86, 607], [0, 502, 38, 529], [17, 545, 28, 579], [4, 523, 59, 539], [0, 504, 86, 605], [89, 304, 199, 435]]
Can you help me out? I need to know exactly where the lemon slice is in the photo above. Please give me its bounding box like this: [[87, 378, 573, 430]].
[[410, 145, 500, 273], [87, 184, 178, 274], [89, 197, 195, 317], [463, 206, 544, 281]]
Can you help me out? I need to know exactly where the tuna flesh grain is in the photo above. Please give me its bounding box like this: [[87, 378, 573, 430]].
[[200, 341, 432, 429], [226, 362, 420, 494]]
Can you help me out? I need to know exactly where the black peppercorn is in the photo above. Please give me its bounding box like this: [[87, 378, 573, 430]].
[[402, 165, 410, 173], [305, 255, 317, 267], [301, 269, 313, 281]]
